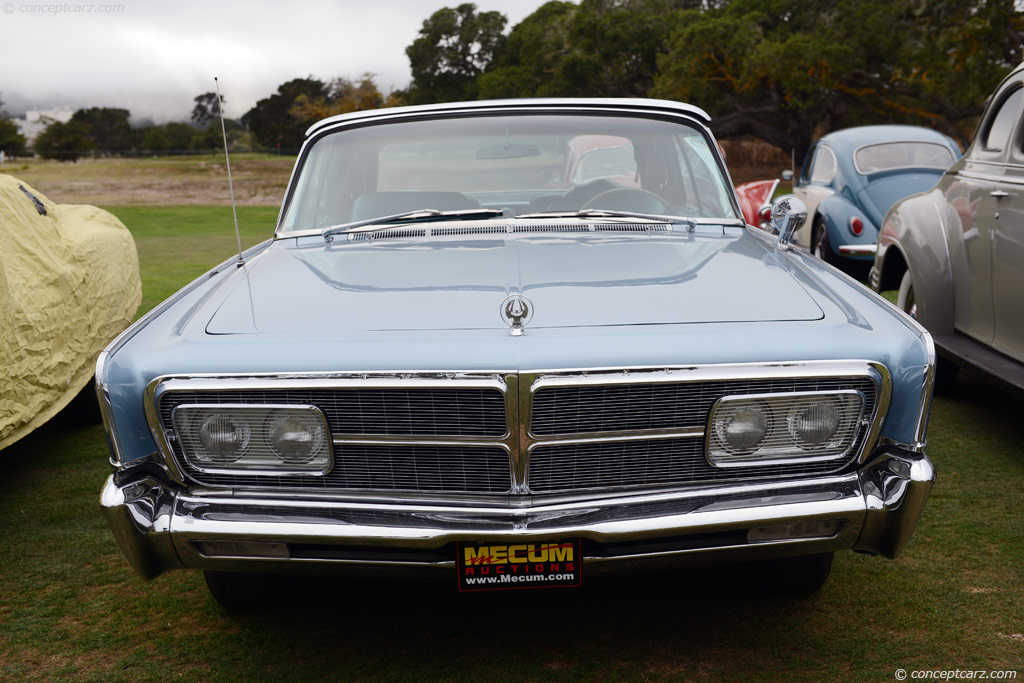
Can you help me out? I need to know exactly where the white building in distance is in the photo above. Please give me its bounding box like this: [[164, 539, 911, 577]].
[[15, 108, 75, 143]]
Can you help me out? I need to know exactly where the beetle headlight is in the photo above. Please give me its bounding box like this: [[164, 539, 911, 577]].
[[172, 404, 331, 474], [707, 391, 865, 467]]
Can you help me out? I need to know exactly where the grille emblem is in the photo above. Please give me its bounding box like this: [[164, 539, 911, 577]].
[[500, 294, 534, 336]]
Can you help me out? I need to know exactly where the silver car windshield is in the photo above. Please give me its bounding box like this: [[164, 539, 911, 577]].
[[279, 113, 740, 233]]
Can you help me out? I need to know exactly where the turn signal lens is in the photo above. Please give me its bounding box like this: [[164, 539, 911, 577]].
[[849, 216, 864, 236]]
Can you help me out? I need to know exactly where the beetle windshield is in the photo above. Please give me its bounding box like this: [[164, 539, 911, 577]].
[[279, 113, 740, 233], [854, 142, 955, 175]]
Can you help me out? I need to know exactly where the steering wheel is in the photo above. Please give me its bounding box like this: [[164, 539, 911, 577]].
[[582, 188, 668, 214]]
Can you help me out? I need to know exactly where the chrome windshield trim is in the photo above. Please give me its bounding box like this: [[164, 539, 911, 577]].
[[276, 103, 738, 237], [277, 216, 744, 241]]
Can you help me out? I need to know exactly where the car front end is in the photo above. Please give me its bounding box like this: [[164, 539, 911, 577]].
[[97, 99, 936, 603]]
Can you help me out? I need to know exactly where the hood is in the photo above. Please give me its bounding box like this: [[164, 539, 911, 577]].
[[855, 171, 944, 226], [205, 229, 824, 334]]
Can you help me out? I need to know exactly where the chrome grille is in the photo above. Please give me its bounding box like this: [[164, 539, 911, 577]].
[[160, 387, 506, 437], [171, 444, 511, 493], [528, 438, 850, 493], [153, 365, 883, 497]]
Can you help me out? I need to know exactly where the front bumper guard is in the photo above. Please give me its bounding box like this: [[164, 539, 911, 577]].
[[100, 448, 934, 581]]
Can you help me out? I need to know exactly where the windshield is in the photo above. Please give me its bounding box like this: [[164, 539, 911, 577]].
[[279, 113, 739, 233], [854, 141, 955, 175]]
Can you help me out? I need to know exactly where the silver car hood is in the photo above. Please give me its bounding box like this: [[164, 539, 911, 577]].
[[205, 230, 823, 334]]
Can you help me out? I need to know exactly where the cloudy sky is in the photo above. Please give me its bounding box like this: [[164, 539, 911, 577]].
[[0, 0, 542, 123]]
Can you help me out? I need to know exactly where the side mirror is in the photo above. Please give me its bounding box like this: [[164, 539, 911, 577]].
[[771, 195, 807, 248], [781, 169, 793, 181]]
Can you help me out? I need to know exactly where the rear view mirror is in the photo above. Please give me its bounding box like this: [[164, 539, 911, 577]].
[[771, 195, 807, 248], [476, 143, 541, 160]]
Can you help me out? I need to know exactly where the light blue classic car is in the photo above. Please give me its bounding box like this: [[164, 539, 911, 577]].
[[793, 125, 961, 273], [98, 99, 937, 608]]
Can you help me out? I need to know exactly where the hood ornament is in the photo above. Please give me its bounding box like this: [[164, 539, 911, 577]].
[[500, 294, 534, 336]]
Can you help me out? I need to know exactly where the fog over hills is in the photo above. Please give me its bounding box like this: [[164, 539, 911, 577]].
[[0, 0, 537, 123]]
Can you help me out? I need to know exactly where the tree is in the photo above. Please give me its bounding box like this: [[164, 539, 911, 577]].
[[478, 0, 701, 100], [0, 119, 27, 156], [70, 107, 133, 154], [651, 0, 1024, 161], [404, 3, 507, 104], [191, 92, 225, 129], [290, 73, 386, 124], [33, 120, 93, 161], [242, 77, 327, 149]]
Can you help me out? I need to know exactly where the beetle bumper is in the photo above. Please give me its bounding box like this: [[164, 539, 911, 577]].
[[100, 448, 934, 581]]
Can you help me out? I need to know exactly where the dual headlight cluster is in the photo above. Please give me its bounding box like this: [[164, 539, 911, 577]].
[[171, 404, 331, 474], [707, 391, 865, 467], [168, 391, 865, 475]]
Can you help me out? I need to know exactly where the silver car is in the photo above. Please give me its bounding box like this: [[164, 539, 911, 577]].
[[871, 63, 1024, 396]]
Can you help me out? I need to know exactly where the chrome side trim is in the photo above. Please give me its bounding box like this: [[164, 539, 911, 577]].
[[838, 244, 878, 255], [95, 350, 126, 468], [914, 332, 937, 446]]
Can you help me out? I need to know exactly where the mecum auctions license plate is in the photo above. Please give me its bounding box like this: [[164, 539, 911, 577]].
[[456, 539, 582, 591]]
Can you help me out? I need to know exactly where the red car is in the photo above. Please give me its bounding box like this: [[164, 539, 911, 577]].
[[736, 178, 780, 228]]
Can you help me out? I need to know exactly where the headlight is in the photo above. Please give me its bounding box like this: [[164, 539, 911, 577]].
[[707, 391, 865, 467], [712, 400, 770, 454], [172, 404, 332, 474]]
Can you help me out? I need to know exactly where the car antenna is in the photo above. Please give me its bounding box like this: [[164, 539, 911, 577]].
[[215, 77, 244, 268]]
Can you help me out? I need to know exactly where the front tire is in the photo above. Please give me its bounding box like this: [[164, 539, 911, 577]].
[[204, 570, 278, 611], [751, 552, 834, 594], [812, 219, 841, 268]]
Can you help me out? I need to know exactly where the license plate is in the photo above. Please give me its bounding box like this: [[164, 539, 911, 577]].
[[456, 539, 582, 591]]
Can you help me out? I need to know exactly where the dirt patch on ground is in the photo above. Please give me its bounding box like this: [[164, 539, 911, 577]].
[[2, 155, 295, 206]]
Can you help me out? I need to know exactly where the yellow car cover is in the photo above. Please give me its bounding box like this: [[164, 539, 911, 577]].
[[0, 175, 141, 450]]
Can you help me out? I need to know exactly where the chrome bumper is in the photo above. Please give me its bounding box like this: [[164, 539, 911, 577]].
[[100, 448, 934, 581]]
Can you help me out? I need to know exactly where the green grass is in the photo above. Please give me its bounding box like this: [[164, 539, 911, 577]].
[[108, 205, 278, 316], [1, 205, 1022, 680]]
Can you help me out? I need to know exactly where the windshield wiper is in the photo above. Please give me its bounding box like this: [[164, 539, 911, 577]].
[[322, 208, 505, 241], [515, 208, 697, 228]]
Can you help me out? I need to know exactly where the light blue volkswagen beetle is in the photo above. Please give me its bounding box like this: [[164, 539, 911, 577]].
[[97, 99, 937, 608], [793, 125, 961, 274]]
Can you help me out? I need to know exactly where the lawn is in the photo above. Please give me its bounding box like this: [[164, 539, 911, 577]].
[[0, 173, 1021, 680]]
